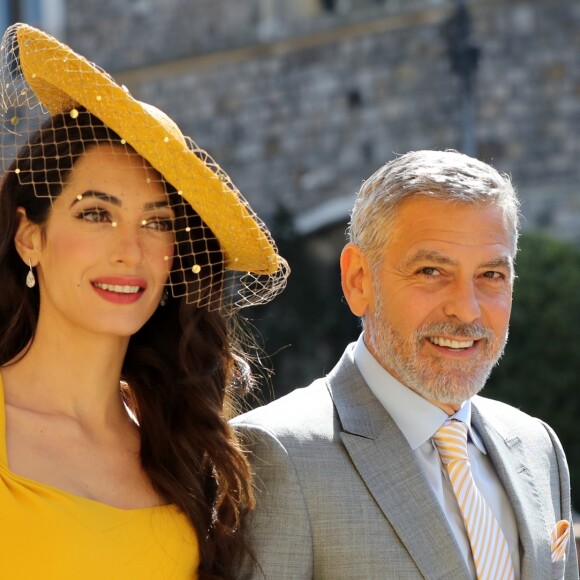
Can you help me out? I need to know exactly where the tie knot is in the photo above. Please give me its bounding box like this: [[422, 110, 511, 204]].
[[432, 420, 469, 464]]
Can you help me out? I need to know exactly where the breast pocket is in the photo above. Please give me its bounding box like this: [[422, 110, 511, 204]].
[[551, 557, 565, 580]]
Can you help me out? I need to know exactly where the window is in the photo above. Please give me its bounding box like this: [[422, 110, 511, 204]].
[[320, 0, 385, 13], [321, 0, 338, 12], [0, 0, 65, 166], [0, 0, 65, 37]]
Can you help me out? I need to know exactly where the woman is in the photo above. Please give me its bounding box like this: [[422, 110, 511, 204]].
[[0, 24, 287, 579]]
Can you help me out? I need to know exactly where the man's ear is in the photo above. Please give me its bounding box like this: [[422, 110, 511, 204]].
[[340, 243, 373, 317], [14, 208, 42, 266]]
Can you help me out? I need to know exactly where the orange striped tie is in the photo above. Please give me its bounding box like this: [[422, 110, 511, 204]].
[[433, 420, 515, 580]]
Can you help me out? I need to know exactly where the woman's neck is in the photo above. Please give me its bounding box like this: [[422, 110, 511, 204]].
[[2, 315, 131, 428]]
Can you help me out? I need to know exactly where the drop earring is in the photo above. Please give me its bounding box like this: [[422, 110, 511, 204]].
[[26, 259, 36, 288], [160, 288, 169, 306]]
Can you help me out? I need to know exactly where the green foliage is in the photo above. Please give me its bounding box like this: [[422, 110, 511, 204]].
[[250, 206, 359, 400], [485, 232, 580, 510]]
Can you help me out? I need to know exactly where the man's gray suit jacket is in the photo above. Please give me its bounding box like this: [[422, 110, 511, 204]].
[[232, 344, 578, 580]]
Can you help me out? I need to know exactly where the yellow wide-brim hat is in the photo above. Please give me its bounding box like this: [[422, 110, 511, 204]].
[[11, 23, 279, 276]]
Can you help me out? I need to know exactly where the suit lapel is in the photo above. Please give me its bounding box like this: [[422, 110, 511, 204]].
[[326, 347, 470, 580], [471, 398, 551, 580]]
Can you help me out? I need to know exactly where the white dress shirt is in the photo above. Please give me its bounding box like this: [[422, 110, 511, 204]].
[[353, 335, 521, 579]]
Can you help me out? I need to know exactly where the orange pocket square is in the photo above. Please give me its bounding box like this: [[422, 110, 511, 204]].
[[550, 520, 571, 562]]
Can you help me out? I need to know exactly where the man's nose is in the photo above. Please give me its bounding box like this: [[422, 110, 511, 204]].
[[442, 278, 482, 323]]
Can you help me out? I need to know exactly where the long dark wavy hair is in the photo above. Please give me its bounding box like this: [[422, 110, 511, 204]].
[[0, 108, 255, 578]]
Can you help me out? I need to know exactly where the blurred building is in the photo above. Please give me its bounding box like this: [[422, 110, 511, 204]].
[[5, 0, 578, 241]]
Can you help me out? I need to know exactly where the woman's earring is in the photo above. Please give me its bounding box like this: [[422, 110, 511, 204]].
[[160, 287, 169, 306], [26, 259, 36, 288]]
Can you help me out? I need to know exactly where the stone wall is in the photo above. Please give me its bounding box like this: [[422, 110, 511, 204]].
[[65, 0, 263, 68], [61, 0, 580, 243], [4, 0, 580, 236]]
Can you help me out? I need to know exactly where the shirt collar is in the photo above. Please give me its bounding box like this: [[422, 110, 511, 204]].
[[353, 334, 486, 454]]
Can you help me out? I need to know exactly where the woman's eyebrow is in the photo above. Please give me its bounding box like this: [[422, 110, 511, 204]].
[[143, 200, 172, 211], [68, 190, 120, 209], [69, 192, 171, 212]]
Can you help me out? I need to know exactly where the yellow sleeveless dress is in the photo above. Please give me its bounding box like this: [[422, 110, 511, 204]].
[[0, 376, 199, 579]]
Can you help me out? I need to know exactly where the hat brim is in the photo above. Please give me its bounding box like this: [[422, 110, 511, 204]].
[[15, 24, 279, 275]]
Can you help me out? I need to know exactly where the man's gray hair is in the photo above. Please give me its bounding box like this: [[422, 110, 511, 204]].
[[348, 150, 520, 267]]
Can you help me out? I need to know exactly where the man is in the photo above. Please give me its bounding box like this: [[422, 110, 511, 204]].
[[233, 150, 578, 579]]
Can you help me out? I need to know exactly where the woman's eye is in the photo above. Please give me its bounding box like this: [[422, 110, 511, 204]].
[[76, 208, 111, 223], [142, 217, 174, 232]]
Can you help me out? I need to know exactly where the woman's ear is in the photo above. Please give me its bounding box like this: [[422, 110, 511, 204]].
[[14, 208, 42, 266]]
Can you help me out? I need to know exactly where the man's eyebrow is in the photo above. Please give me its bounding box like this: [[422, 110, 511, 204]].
[[481, 256, 514, 271], [402, 250, 514, 273], [69, 190, 120, 209], [402, 249, 457, 269]]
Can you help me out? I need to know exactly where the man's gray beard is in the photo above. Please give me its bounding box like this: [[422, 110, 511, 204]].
[[367, 302, 508, 406]]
